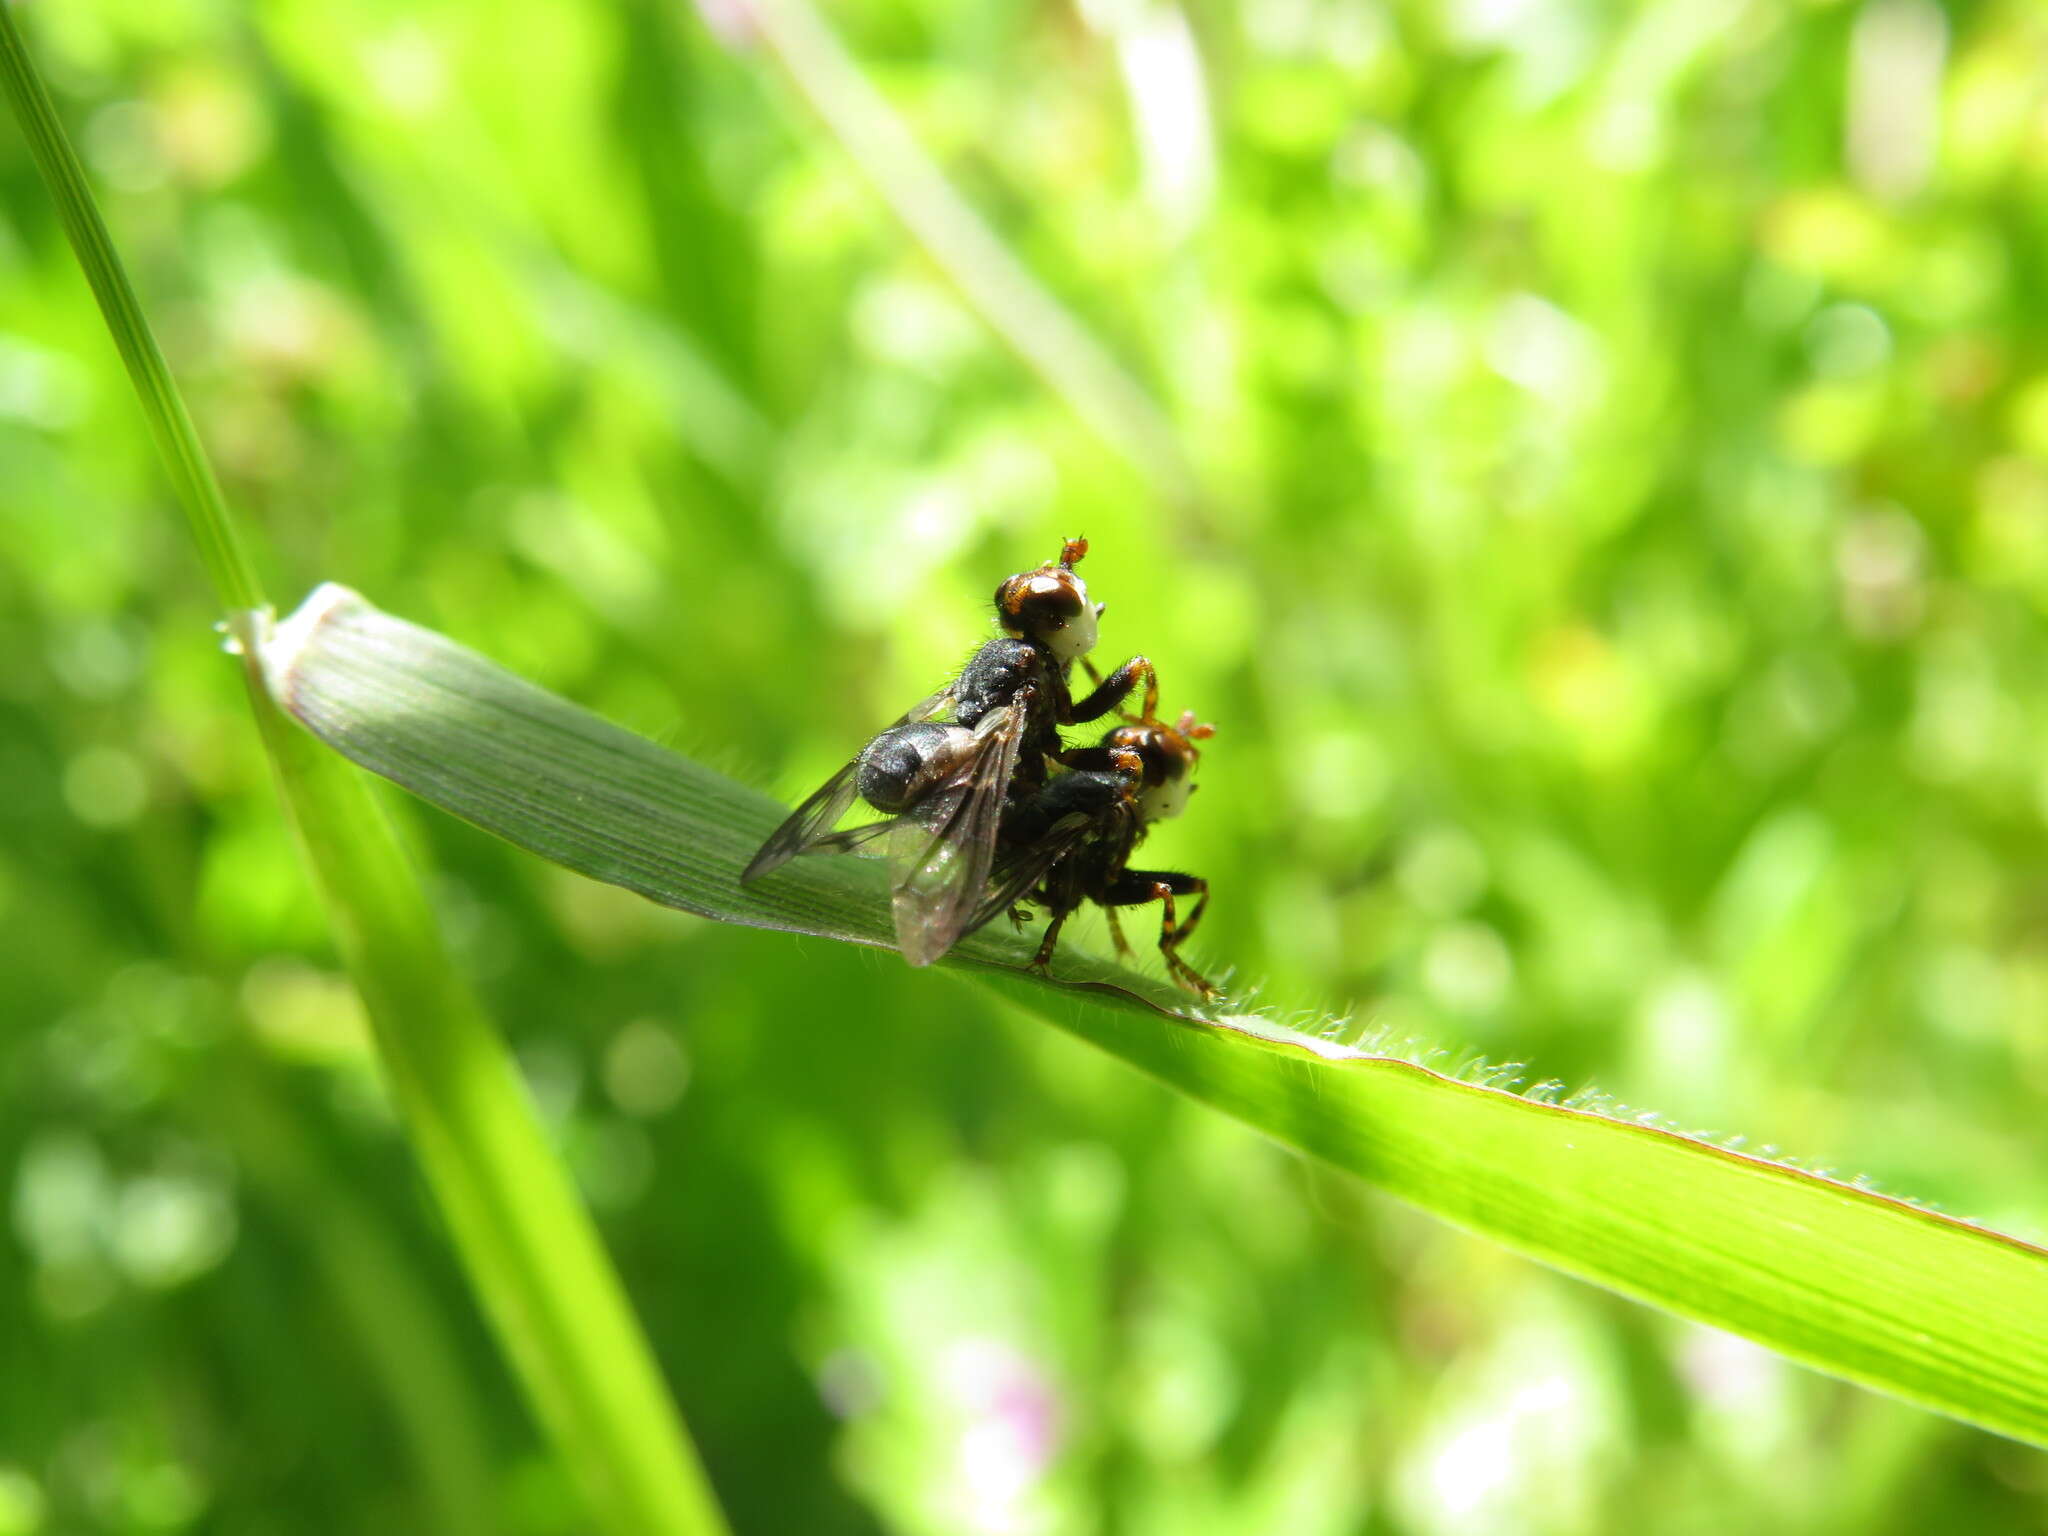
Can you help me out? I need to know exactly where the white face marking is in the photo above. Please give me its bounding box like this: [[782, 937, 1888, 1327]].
[[1138, 774, 1193, 822], [1043, 578, 1098, 662]]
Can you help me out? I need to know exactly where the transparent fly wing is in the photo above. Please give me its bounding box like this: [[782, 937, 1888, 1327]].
[[740, 760, 863, 884], [804, 821, 896, 856], [967, 809, 1099, 932], [886, 705, 1026, 966], [741, 684, 956, 884]]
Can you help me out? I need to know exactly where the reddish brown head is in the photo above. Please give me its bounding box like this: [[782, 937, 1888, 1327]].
[[1106, 708, 1215, 822], [994, 537, 1102, 663]]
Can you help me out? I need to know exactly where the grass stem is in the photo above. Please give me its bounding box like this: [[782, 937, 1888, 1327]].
[[0, 10, 729, 1531], [745, 0, 1206, 518]]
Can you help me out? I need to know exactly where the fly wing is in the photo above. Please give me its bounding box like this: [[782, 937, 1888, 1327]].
[[741, 684, 955, 884], [966, 808, 1101, 933], [803, 820, 897, 856], [886, 704, 1027, 966], [740, 760, 863, 884]]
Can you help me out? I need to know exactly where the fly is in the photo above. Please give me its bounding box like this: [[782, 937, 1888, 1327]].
[[741, 538, 1155, 967], [973, 679, 1219, 998]]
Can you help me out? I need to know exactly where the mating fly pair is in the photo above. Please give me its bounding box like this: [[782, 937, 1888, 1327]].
[[741, 539, 1219, 997]]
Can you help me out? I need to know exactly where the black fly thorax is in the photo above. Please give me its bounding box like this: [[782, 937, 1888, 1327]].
[[1001, 767, 1124, 847], [952, 636, 1050, 726], [955, 636, 1070, 797]]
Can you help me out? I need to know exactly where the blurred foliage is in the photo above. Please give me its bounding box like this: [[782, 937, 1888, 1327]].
[[5, 0, 2048, 1529]]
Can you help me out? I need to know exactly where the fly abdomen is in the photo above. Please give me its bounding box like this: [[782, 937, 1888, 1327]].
[[856, 723, 978, 813]]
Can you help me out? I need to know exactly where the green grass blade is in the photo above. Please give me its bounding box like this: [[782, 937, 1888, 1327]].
[[214, 1065, 500, 1536], [743, 0, 1205, 517], [263, 582, 2048, 1449], [1, 19, 727, 1532], [0, 7, 258, 613], [242, 664, 729, 1535]]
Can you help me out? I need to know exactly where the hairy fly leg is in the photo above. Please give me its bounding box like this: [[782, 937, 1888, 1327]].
[[1103, 868, 1215, 999], [1103, 904, 1133, 959], [1028, 908, 1073, 974], [1068, 655, 1156, 725]]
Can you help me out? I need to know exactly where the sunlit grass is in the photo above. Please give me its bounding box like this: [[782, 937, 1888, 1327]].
[[6, 0, 2048, 1528], [264, 580, 2048, 1449], [0, 10, 724, 1533]]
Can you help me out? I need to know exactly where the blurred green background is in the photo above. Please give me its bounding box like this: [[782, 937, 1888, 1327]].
[[6, 0, 2048, 1528]]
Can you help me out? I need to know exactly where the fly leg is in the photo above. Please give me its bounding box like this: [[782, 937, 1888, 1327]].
[[1028, 907, 1073, 975], [1051, 743, 1146, 779], [1104, 869, 1216, 1000], [1068, 656, 1156, 724], [1052, 743, 1118, 771], [1103, 904, 1133, 960], [1077, 657, 1158, 725]]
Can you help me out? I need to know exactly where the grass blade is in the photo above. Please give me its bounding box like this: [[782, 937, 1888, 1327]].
[[0, 0, 255, 609], [263, 582, 2048, 1450], [0, 18, 727, 1532], [741, 0, 1206, 518], [243, 669, 729, 1535]]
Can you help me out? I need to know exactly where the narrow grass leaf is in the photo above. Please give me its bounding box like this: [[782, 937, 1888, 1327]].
[[263, 583, 2048, 1450], [1, 14, 727, 1529], [740, 0, 1206, 519]]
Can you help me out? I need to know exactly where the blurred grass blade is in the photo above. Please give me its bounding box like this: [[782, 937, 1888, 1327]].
[[740, 0, 1205, 518], [0, 1, 256, 610], [0, 16, 727, 1533], [263, 583, 2048, 1450], [243, 679, 729, 1536]]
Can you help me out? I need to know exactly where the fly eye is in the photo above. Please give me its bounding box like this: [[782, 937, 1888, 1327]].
[[1024, 575, 1082, 615], [998, 570, 1084, 632]]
